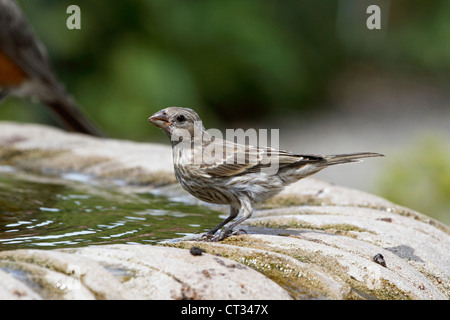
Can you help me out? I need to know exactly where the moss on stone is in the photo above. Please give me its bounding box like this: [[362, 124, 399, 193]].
[[247, 218, 372, 236], [257, 195, 328, 209], [163, 234, 419, 300]]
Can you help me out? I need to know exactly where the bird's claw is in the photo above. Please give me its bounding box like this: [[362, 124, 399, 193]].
[[201, 233, 215, 241], [202, 228, 247, 242], [229, 228, 247, 236], [201, 233, 223, 242]]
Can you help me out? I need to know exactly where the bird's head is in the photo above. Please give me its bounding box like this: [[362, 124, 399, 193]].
[[149, 107, 205, 144]]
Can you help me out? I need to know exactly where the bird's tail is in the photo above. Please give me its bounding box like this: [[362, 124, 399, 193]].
[[0, 90, 9, 102], [321, 152, 384, 167], [46, 98, 104, 137], [44, 83, 104, 137]]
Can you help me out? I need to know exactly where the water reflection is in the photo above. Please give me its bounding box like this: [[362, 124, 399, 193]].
[[0, 170, 220, 250]]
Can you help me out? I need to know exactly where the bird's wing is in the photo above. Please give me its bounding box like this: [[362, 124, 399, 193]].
[[201, 139, 325, 177], [199, 139, 256, 176]]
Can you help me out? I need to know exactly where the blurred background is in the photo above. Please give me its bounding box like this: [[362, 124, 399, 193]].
[[2, 0, 449, 225]]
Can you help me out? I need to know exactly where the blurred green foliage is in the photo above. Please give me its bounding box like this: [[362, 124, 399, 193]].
[[0, 0, 448, 140], [376, 135, 450, 226]]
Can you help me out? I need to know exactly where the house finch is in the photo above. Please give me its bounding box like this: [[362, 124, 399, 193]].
[[149, 107, 383, 241], [0, 0, 103, 136]]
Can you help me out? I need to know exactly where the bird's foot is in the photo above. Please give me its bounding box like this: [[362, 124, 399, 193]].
[[204, 228, 247, 242], [231, 228, 247, 236], [201, 233, 216, 241]]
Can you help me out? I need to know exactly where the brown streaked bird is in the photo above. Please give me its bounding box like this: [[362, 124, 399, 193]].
[[149, 107, 383, 241], [0, 0, 103, 136]]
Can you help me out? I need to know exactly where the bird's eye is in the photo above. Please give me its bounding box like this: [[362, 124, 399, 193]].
[[176, 114, 186, 123]]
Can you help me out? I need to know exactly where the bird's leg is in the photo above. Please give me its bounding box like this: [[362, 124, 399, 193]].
[[212, 216, 250, 241], [212, 200, 253, 241], [203, 206, 239, 240]]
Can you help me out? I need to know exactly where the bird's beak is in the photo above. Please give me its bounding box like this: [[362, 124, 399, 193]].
[[149, 110, 171, 130]]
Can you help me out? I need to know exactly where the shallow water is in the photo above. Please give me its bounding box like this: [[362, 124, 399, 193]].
[[0, 168, 222, 251]]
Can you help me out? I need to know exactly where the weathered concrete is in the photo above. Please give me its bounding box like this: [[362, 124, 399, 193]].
[[0, 122, 449, 299], [0, 245, 291, 300], [0, 122, 175, 185]]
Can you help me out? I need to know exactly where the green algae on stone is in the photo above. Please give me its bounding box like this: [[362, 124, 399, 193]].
[[164, 233, 424, 300], [257, 194, 328, 209], [164, 238, 351, 299], [247, 218, 372, 235]]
